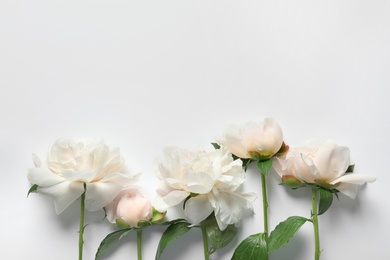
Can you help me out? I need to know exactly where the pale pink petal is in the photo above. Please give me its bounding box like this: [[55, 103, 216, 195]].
[[223, 125, 250, 158], [184, 195, 214, 225], [153, 190, 190, 212]]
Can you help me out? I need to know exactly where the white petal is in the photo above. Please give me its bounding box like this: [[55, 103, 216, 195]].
[[39, 181, 85, 214], [62, 169, 97, 182], [27, 167, 64, 187], [336, 183, 359, 199], [296, 153, 318, 183], [330, 174, 376, 185], [32, 154, 42, 167], [211, 191, 255, 230], [184, 195, 214, 225], [153, 190, 190, 212], [314, 143, 350, 181], [85, 181, 123, 211], [182, 172, 214, 194]]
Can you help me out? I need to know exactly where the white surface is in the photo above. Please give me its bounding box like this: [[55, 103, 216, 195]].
[[1, 1, 389, 259]]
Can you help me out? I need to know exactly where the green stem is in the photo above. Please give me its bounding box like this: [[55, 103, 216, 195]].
[[137, 229, 143, 260], [312, 187, 320, 260], [200, 222, 210, 260], [260, 173, 269, 244], [79, 185, 86, 260]]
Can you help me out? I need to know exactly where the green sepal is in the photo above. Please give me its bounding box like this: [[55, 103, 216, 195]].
[[281, 175, 305, 189], [27, 184, 38, 197], [274, 142, 290, 157], [318, 188, 333, 215], [155, 220, 191, 260], [268, 216, 308, 253], [257, 159, 273, 176], [151, 208, 166, 223], [231, 233, 268, 260], [115, 219, 130, 229], [95, 228, 133, 260], [346, 164, 355, 173], [201, 214, 238, 254]]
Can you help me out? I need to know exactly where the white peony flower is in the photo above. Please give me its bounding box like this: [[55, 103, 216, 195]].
[[153, 146, 256, 231], [28, 139, 139, 214], [274, 141, 376, 198], [219, 118, 288, 160], [105, 187, 153, 228]]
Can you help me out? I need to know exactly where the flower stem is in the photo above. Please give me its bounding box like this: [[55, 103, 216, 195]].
[[312, 187, 321, 260], [137, 229, 143, 260], [260, 173, 269, 245], [79, 184, 86, 260], [200, 222, 209, 260]]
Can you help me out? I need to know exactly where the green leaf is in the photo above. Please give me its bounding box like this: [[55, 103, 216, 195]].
[[95, 228, 133, 260], [257, 160, 273, 176], [211, 143, 221, 149], [346, 164, 355, 173], [155, 221, 191, 260], [268, 216, 308, 253], [27, 184, 38, 197], [202, 215, 238, 254], [231, 233, 268, 260], [318, 188, 333, 215]]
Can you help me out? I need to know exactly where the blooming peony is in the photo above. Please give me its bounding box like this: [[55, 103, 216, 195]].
[[219, 118, 288, 160], [105, 188, 153, 227], [153, 146, 256, 231], [28, 139, 139, 214], [274, 141, 376, 198]]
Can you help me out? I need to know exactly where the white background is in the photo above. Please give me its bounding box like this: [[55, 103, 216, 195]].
[[1, 1, 389, 259]]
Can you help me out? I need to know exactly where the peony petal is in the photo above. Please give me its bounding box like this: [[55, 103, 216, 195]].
[[223, 124, 250, 158], [313, 143, 350, 182], [153, 190, 190, 212], [336, 183, 359, 199], [211, 191, 255, 230], [62, 169, 97, 182], [27, 167, 64, 187], [184, 195, 214, 225], [295, 153, 318, 183], [182, 172, 214, 194], [85, 181, 124, 211], [330, 174, 376, 185], [38, 181, 85, 214]]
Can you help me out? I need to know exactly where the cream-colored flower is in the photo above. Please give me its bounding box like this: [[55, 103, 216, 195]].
[[105, 188, 153, 227], [274, 141, 376, 198], [220, 118, 287, 160], [153, 146, 256, 231], [28, 139, 138, 214]]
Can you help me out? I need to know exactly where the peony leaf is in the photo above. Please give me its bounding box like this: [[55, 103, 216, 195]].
[[257, 160, 273, 176], [155, 220, 191, 260], [211, 143, 221, 149], [95, 228, 133, 260], [231, 233, 268, 260], [346, 164, 355, 173], [202, 214, 238, 254], [268, 216, 308, 253], [318, 188, 333, 215], [27, 184, 38, 197]]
